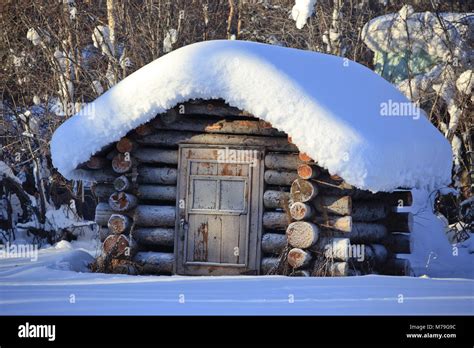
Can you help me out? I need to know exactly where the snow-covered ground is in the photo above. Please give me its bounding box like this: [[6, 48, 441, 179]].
[[1, 187, 473, 315], [0, 239, 472, 315]]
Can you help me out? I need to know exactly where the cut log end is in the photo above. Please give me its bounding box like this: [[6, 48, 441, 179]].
[[107, 214, 132, 234], [289, 202, 314, 220], [297, 164, 321, 180], [286, 221, 319, 248], [103, 234, 134, 259], [109, 192, 138, 212], [112, 153, 134, 174], [116, 137, 136, 153], [290, 178, 318, 202], [287, 248, 312, 269]]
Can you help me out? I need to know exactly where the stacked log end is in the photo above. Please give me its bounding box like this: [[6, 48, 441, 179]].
[[91, 135, 176, 275], [280, 153, 413, 277]]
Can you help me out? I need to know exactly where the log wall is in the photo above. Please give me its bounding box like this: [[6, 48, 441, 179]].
[[86, 99, 413, 277]]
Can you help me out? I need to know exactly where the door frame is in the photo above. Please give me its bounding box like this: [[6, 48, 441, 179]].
[[174, 144, 265, 275]]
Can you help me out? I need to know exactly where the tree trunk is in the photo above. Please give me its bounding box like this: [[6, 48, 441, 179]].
[[133, 227, 174, 247], [263, 190, 290, 209], [313, 195, 352, 216], [290, 179, 318, 202], [133, 251, 174, 274], [264, 170, 298, 186], [261, 233, 287, 254], [286, 221, 319, 248], [287, 248, 312, 269]]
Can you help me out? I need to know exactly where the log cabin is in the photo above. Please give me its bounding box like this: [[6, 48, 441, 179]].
[[50, 40, 452, 277]]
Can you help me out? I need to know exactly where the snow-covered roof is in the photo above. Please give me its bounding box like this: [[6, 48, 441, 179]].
[[50, 40, 452, 192]]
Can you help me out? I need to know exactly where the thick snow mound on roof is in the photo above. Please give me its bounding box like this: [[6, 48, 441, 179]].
[[51, 40, 452, 192]]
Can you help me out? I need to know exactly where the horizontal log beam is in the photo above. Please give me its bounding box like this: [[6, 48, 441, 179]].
[[349, 222, 388, 243], [137, 166, 177, 184], [175, 100, 253, 117], [261, 257, 279, 274], [94, 184, 177, 201], [352, 201, 389, 222], [137, 130, 298, 152], [263, 211, 291, 230], [133, 227, 175, 248], [133, 148, 178, 165], [263, 190, 290, 209], [133, 251, 174, 274], [264, 170, 298, 186], [95, 203, 175, 227], [385, 233, 411, 254], [265, 153, 302, 170], [263, 213, 290, 232], [261, 233, 287, 254], [152, 115, 285, 137]]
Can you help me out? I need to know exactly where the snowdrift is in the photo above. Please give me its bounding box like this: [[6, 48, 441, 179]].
[[51, 40, 452, 192]]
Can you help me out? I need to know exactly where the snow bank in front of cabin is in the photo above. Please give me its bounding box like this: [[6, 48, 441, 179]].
[[1, 240, 473, 315], [50, 40, 452, 192]]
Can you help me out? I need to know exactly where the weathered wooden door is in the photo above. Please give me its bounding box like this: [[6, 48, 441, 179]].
[[175, 145, 263, 275]]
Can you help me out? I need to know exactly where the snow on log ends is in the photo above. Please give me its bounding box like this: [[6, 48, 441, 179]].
[[50, 40, 452, 192]]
